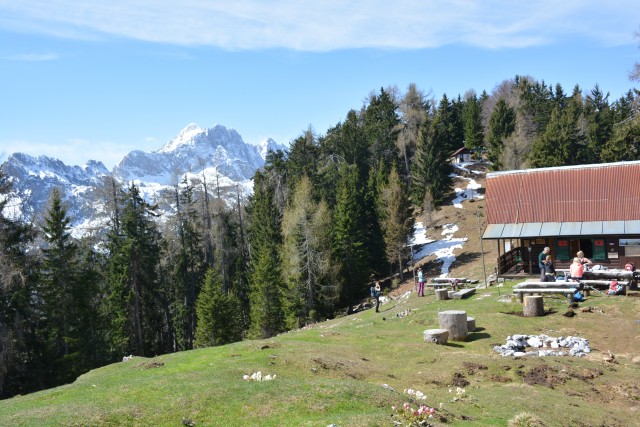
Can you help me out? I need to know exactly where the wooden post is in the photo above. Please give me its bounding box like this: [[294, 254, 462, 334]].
[[523, 295, 544, 317], [435, 289, 450, 300], [467, 316, 476, 332], [438, 310, 468, 341], [423, 329, 449, 344]]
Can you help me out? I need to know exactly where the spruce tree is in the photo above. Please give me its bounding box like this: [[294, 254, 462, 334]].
[[247, 171, 286, 338], [39, 188, 83, 385], [105, 183, 163, 356], [379, 166, 414, 281], [332, 164, 369, 310], [462, 92, 485, 149], [487, 98, 516, 170], [194, 268, 242, 347]]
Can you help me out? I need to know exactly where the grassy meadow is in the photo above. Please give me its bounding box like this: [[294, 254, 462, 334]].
[[2, 280, 639, 426]]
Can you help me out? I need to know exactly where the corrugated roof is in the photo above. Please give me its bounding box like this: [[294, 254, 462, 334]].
[[482, 220, 640, 239], [486, 161, 640, 224]]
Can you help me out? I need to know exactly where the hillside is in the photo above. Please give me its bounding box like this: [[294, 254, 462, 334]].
[[2, 162, 640, 426]]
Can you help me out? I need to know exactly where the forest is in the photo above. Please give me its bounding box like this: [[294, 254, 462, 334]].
[[1, 74, 639, 399]]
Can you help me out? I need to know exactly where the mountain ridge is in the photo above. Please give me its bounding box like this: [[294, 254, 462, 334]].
[[1, 124, 287, 236]]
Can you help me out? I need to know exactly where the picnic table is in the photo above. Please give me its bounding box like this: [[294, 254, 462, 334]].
[[513, 281, 579, 303]]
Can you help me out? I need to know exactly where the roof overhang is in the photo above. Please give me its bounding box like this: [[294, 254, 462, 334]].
[[482, 220, 640, 239]]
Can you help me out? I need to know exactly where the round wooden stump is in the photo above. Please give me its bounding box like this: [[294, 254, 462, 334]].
[[435, 289, 450, 301], [438, 310, 468, 341], [523, 295, 544, 317], [423, 328, 449, 344], [466, 316, 476, 332]]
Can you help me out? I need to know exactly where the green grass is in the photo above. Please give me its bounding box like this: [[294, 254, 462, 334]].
[[2, 283, 640, 426]]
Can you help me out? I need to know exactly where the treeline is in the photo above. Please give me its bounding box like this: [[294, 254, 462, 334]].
[[1, 77, 638, 399]]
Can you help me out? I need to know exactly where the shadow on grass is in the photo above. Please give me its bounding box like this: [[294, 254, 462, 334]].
[[444, 342, 465, 348], [467, 332, 491, 342]]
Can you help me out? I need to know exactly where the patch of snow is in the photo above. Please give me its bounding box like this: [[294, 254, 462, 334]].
[[450, 175, 484, 209]]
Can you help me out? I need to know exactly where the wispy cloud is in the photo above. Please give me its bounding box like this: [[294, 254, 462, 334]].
[[0, 52, 59, 61], [0, 0, 635, 50]]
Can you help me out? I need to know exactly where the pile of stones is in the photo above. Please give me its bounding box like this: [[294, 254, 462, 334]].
[[493, 334, 591, 357]]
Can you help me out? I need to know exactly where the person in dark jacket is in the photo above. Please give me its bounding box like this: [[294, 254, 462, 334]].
[[538, 247, 550, 280], [541, 255, 556, 282]]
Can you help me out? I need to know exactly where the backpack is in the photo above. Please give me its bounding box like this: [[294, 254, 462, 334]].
[[573, 291, 584, 302], [370, 286, 377, 298]]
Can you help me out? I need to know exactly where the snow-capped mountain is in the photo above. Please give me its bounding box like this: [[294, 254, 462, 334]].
[[1, 124, 287, 237]]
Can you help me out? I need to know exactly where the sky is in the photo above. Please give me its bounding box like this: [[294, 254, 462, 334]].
[[1, 1, 638, 170]]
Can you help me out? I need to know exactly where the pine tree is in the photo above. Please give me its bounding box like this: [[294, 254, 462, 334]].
[[397, 84, 429, 187], [194, 269, 242, 347], [247, 171, 286, 338], [413, 105, 454, 207], [0, 171, 36, 398], [39, 188, 82, 385], [601, 114, 640, 162], [529, 102, 584, 168], [332, 164, 370, 310], [584, 85, 613, 163], [487, 98, 516, 170], [364, 88, 401, 173], [462, 92, 485, 149], [379, 166, 414, 281], [105, 183, 163, 356]]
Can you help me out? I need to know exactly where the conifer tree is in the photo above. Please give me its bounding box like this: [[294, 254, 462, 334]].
[[601, 114, 640, 162], [281, 176, 335, 327], [487, 98, 516, 170], [462, 92, 485, 149], [39, 188, 83, 384], [194, 268, 243, 347], [364, 88, 400, 173], [413, 105, 454, 207], [332, 164, 369, 310], [105, 183, 163, 356], [397, 84, 429, 186], [0, 171, 36, 398], [247, 171, 285, 338], [379, 166, 414, 281], [528, 102, 584, 168]]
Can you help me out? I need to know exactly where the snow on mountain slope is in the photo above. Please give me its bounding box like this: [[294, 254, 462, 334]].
[[1, 124, 286, 237]]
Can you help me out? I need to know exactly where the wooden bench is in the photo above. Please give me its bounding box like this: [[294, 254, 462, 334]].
[[431, 277, 479, 284], [452, 288, 476, 299], [513, 287, 577, 303], [425, 283, 467, 290]]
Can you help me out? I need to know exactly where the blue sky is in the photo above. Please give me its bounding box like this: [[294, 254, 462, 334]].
[[1, 1, 638, 169]]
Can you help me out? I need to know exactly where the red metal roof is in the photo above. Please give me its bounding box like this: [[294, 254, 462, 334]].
[[485, 161, 640, 224]]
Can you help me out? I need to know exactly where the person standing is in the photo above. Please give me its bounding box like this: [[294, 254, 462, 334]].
[[538, 247, 550, 280], [417, 268, 424, 297], [371, 281, 381, 313]]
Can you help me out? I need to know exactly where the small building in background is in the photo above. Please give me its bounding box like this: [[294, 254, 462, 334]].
[[481, 161, 640, 275], [451, 147, 473, 164]]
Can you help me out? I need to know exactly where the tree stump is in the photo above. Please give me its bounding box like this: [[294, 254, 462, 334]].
[[447, 290, 456, 299], [523, 295, 544, 317], [467, 316, 476, 332], [423, 329, 449, 344], [435, 289, 450, 300], [438, 310, 468, 341]]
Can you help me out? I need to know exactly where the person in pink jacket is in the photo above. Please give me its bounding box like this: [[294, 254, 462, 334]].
[[569, 257, 584, 280]]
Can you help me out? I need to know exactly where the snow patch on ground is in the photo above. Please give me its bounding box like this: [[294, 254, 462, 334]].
[[411, 222, 467, 278]]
